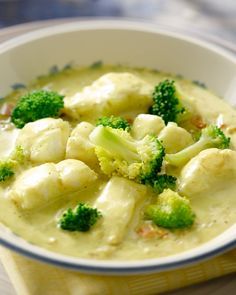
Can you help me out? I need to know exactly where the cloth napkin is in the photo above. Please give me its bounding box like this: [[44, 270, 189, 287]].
[[0, 247, 235, 295]]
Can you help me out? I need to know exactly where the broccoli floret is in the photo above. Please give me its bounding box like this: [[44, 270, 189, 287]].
[[96, 116, 130, 131], [10, 145, 26, 164], [145, 189, 195, 229], [151, 174, 177, 194], [59, 203, 102, 232], [11, 90, 64, 128], [166, 125, 230, 167], [89, 126, 165, 183], [149, 80, 185, 124], [0, 145, 27, 183], [0, 161, 14, 182]]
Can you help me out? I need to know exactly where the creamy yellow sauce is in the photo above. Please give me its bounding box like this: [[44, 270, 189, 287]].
[[0, 64, 236, 260]]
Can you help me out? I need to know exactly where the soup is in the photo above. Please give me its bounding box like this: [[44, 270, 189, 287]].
[[0, 64, 235, 260]]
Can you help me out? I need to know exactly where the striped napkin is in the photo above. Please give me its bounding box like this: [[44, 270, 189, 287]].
[[0, 247, 235, 295]]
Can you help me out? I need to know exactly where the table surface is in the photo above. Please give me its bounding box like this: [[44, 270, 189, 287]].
[[0, 19, 235, 295]]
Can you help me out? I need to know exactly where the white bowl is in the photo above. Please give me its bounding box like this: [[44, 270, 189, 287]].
[[0, 20, 236, 275]]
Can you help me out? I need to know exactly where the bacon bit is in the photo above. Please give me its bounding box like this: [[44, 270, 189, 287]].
[[136, 223, 168, 239], [219, 124, 227, 129], [226, 126, 236, 134], [126, 117, 134, 124], [190, 115, 206, 129], [0, 103, 15, 117]]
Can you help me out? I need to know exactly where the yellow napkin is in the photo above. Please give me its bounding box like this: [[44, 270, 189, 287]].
[[0, 247, 235, 295]]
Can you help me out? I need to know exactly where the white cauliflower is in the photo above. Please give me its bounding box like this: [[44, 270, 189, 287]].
[[158, 122, 193, 153], [64, 73, 153, 120], [9, 159, 97, 209], [131, 114, 165, 139], [16, 118, 70, 164], [179, 148, 236, 197], [65, 122, 97, 167]]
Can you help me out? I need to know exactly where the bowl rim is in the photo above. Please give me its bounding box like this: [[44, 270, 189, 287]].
[[0, 17, 236, 54], [0, 227, 236, 275], [1, 18, 236, 63], [0, 18, 236, 275]]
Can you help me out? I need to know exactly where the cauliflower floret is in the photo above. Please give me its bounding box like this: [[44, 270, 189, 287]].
[[9, 159, 97, 209], [65, 122, 97, 167], [158, 122, 193, 153], [64, 73, 153, 120], [131, 114, 165, 139], [179, 148, 236, 197], [16, 118, 70, 164]]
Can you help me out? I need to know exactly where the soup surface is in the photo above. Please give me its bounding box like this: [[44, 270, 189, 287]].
[[0, 64, 236, 260]]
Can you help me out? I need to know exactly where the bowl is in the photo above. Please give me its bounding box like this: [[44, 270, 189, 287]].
[[0, 19, 236, 275]]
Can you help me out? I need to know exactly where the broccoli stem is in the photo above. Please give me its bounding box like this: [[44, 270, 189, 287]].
[[166, 125, 230, 167], [166, 137, 212, 166], [90, 126, 139, 163]]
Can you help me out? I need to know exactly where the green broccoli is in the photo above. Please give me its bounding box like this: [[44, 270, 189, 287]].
[[151, 174, 177, 194], [96, 116, 130, 131], [145, 189, 195, 229], [11, 90, 64, 128], [10, 145, 26, 164], [149, 80, 185, 124], [0, 161, 14, 182], [59, 203, 102, 232], [89, 126, 165, 183], [166, 125, 230, 167], [0, 145, 27, 183]]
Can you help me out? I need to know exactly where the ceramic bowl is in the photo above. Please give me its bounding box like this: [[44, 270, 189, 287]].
[[0, 20, 236, 275]]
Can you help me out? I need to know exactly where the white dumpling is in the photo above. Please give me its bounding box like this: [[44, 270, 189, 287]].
[[94, 177, 147, 245], [64, 73, 153, 120], [16, 118, 70, 164], [9, 163, 61, 209], [65, 122, 97, 167], [179, 148, 236, 197], [158, 122, 193, 153], [56, 159, 97, 192], [131, 114, 165, 139], [9, 159, 97, 209]]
